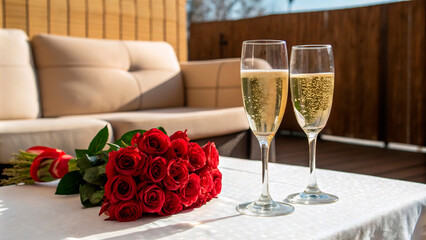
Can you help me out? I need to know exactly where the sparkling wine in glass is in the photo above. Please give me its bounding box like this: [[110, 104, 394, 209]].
[[237, 40, 294, 216], [286, 44, 338, 204]]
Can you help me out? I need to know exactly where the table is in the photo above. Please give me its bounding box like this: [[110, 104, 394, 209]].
[[0, 157, 425, 240]]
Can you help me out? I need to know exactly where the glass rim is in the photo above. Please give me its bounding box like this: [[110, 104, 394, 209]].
[[292, 44, 332, 49], [243, 39, 286, 45]]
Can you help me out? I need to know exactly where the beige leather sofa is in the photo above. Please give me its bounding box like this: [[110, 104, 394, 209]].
[[0, 29, 250, 165]]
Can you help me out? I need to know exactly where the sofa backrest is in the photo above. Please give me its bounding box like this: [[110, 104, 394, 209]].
[[0, 29, 40, 120], [31, 34, 184, 117]]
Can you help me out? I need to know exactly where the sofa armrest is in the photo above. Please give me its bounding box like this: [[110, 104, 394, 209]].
[[180, 58, 242, 108]]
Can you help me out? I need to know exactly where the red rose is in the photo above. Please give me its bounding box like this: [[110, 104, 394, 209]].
[[170, 130, 190, 143], [137, 182, 165, 213], [187, 143, 206, 172], [211, 169, 222, 197], [146, 156, 167, 182], [198, 170, 214, 194], [179, 173, 201, 207], [49, 154, 73, 178], [131, 132, 142, 147], [137, 128, 170, 155], [191, 192, 213, 208], [203, 142, 219, 169], [29, 148, 66, 182], [159, 190, 183, 215], [106, 200, 142, 222], [26, 146, 62, 155], [107, 147, 145, 177], [104, 175, 137, 203], [166, 138, 188, 160], [163, 159, 189, 191]]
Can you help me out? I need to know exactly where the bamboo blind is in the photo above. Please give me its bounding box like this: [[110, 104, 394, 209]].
[[0, 0, 187, 61]]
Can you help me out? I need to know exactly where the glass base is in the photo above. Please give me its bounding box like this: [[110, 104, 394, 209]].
[[286, 191, 338, 205], [237, 200, 294, 217]]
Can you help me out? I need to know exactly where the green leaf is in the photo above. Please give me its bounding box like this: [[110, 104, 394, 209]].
[[80, 183, 103, 207], [83, 166, 100, 184], [68, 159, 79, 172], [156, 126, 167, 135], [80, 183, 96, 203], [75, 149, 89, 159], [89, 189, 105, 205], [55, 171, 82, 195], [88, 125, 109, 154], [114, 129, 145, 147], [76, 156, 92, 171], [98, 164, 106, 175], [107, 143, 121, 152], [97, 152, 109, 164]]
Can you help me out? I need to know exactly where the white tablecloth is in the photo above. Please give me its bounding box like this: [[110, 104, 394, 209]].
[[0, 157, 425, 240]]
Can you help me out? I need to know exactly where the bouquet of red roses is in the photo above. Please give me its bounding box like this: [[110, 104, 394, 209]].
[[99, 128, 222, 222]]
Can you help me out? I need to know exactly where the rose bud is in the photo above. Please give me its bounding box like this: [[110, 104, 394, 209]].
[[29, 148, 68, 182], [26, 146, 60, 155], [137, 128, 170, 156], [187, 143, 206, 172], [202, 142, 219, 169], [104, 175, 137, 203], [179, 173, 201, 207], [166, 138, 189, 160], [211, 169, 222, 197], [137, 182, 165, 213], [163, 158, 189, 191], [170, 130, 190, 143], [198, 170, 214, 194], [146, 156, 167, 182], [159, 190, 183, 215], [107, 146, 144, 176], [49, 154, 73, 178], [107, 200, 142, 222]]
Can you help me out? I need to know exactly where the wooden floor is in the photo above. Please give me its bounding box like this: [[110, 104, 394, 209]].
[[274, 134, 426, 184]]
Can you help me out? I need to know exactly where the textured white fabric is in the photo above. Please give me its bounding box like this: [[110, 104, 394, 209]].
[[0, 157, 425, 240]]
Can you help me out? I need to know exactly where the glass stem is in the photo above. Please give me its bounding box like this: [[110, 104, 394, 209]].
[[258, 137, 273, 204], [305, 133, 320, 194]]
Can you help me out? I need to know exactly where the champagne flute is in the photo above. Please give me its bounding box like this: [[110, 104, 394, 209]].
[[237, 40, 294, 216], [286, 44, 338, 204]]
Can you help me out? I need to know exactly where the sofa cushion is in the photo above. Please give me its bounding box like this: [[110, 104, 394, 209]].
[[0, 118, 112, 164], [63, 107, 249, 140], [181, 59, 242, 108], [31, 34, 184, 117], [0, 29, 40, 120]]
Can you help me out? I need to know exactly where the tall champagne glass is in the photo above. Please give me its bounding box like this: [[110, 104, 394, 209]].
[[237, 40, 294, 216], [286, 45, 338, 204]]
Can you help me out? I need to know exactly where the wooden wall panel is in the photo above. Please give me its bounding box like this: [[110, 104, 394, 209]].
[[408, 0, 425, 145], [189, 1, 424, 145], [28, 0, 48, 37], [4, 0, 26, 31], [177, 0, 186, 61], [104, 0, 120, 39], [165, 0, 177, 51], [151, 0, 164, 41], [69, 0, 86, 37], [87, 0, 103, 38], [0, 0, 3, 28], [136, 0, 150, 40], [385, 4, 409, 143], [0, 0, 187, 61], [50, 0, 68, 36], [121, 0, 136, 40]]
